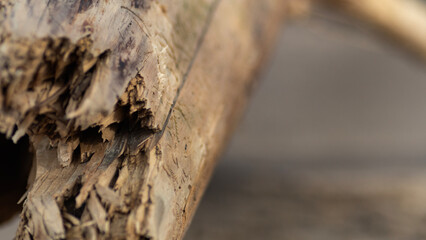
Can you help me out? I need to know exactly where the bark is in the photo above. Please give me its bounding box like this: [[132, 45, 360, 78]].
[[0, 0, 289, 239]]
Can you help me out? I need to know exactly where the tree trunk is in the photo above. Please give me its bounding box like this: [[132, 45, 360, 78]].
[[0, 0, 290, 239]]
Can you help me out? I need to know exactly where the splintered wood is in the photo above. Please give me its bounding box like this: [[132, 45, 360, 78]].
[[0, 0, 288, 239]]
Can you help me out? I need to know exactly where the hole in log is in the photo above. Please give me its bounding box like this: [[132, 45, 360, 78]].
[[0, 134, 32, 223]]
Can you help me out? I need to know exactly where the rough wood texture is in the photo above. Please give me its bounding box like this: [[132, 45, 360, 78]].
[[0, 0, 289, 239]]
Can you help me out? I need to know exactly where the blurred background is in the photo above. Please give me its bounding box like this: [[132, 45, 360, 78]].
[[3, 8, 426, 240], [184, 14, 426, 240]]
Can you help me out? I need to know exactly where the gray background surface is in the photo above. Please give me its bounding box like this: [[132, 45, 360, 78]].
[[185, 18, 426, 240]]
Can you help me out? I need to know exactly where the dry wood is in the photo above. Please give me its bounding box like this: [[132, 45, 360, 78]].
[[2, 0, 426, 239], [0, 0, 289, 239]]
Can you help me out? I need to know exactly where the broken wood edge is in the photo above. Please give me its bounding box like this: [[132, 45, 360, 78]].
[[0, 0, 218, 149]]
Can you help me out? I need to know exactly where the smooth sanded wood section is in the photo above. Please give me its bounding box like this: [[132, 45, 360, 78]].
[[0, 0, 290, 239]]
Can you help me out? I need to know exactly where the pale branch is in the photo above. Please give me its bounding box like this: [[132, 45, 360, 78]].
[[320, 0, 426, 61]]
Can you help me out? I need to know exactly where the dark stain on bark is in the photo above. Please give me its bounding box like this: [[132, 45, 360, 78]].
[[118, 57, 128, 79], [81, 19, 93, 34], [131, 0, 151, 9], [77, 0, 94, 13]]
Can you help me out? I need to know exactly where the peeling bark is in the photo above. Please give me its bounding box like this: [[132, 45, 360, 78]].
[[0, 0, 289, 239]]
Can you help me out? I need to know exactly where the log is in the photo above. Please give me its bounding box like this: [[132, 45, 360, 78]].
[[0, 0, 290, 239]]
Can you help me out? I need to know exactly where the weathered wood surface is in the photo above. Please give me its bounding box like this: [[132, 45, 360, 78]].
[[0, 0, 289, 239]]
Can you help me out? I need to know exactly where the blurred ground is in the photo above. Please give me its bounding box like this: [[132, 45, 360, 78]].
[[3, 13, 426, 240], [184, 17, 426, 240]]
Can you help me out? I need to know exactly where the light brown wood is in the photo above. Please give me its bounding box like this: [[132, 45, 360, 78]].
[[0, 0, 289, 239]]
